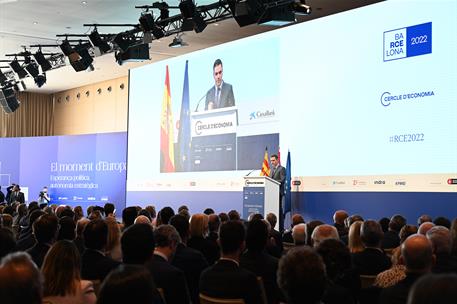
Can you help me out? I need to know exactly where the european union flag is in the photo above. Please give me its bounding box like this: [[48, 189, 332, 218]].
[[177, 60, 191, 172], [284, 150, 292, 214]]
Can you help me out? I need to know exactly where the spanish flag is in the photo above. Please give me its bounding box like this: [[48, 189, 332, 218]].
[[260, 147, 270, 176], [160, 66, 175, 172]]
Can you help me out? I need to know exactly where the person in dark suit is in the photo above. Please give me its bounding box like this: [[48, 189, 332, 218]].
[[200, 220, 263, 304], [170, 215, 209, 304], [379, 234, 434, 304], [205, 59, 235, 110], [81, 219, 120, 281], [266, 213, 283, 257], [15, 209, 45, 251], [381, 214, 406, 249], [147, 224, 190, 304], [0, 186, 5, 203], [8, 184, 25, 205], [352, 220, 391, 275], [240, 219, 284, 304], [26, 214, 58, 268], [269, 154, 286, 232]]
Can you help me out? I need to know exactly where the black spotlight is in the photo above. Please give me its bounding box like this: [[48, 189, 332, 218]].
[[33, 50, 52, 72], [9, 59, 28, 79], [34, 74, 46, 88], [115, 43, 150, 65], [69, 46, 94, 72], [0, 69, 8, 85], [89, 29, 111, 54], [13, 81, 27, 92], [113, 32, 138, 52], [179, 0, 207, 33], [0, 87, 20, 114], [229, 0, 296, 27], [292, 0, 311, 15], [60, 40, 75, 56], [139, 12, 165, 39], [25, 62, 40, 78]]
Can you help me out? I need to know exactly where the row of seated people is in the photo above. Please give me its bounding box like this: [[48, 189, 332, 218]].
[[0, 201, 457, 304]]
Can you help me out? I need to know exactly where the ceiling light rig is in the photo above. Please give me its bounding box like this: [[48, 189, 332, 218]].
[[0, 0, 312, 100]]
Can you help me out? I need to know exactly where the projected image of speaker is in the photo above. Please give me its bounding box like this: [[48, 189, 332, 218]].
[[0, 87, 21, 114]]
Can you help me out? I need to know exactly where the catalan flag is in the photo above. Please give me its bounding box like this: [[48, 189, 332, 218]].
[[160, 66, 175, 172], [260, 147, 270, 176]]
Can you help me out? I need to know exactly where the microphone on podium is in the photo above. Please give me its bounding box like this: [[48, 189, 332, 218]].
[[194, 93, 207, 112], [245, 169, 257, 176]]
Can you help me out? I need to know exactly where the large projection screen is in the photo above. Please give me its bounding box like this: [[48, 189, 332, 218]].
[[127, 0, 457, 207]]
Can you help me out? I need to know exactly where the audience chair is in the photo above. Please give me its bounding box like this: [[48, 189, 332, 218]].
[[360, 275, 377, 289], [199, 294, 245, 304], [257, 276, 268, 304]]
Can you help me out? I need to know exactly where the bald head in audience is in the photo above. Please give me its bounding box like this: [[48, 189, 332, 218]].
[[311, 224, 339, 248], [401, 234, 434, 274], [333, 210, 349, 225], [134, 215, 152, 225], [292, 223, 306, 245], [418, 222, 435, 235], [426, 226, 451, 254]]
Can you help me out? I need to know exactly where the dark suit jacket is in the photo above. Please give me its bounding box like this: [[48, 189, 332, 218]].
[[270, 165, 286, 194], [205, 82, 235, 110], [266, 229, 283, 258], [81, 249, 121, 281], [9, 191, 25, 204], [26, 242, 51, 268], [188, 236, 220, 265], [378, 273, 424, 304], [147, 254, 190, 304], [172, 243, 209, 304], [351, 248, 391, 275], [240, 250, 284, 304], [0, 190, 5, 203], [200, 259, 263, 304]]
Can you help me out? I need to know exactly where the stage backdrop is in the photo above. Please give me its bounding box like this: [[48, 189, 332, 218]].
[[0, 132, 127, 213]]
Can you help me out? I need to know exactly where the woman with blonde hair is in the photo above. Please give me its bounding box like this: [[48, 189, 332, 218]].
[[105, 217, 122, 262], [42, 240, 96, 304], [348, 220, 364, 253], [188, 213, 219, 264]]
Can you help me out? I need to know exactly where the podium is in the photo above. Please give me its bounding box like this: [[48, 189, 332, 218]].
[[190, 106, 238, 171], [243, 176, 280, 229]]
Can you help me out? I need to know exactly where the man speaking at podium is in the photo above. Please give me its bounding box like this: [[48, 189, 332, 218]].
[[205, 59, 235, 110], [270, 154, 286, 232]]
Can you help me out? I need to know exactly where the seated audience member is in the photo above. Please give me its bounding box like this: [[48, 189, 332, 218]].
[[228, 209, 241, 221], [73, 206, 84, 222], [156, 206, 175, 225], [277, 246, 327, 304], [103, 203, 115, 218], [179, 208, 191, 221], [379, 217, 390, 233], [292, 223, 306, 245], [13, 203, 27, 234], [282, 214, 305, 243], [433, 216, 451, 229], [0, 252, 43, 304], [122, 206, 138, 230], [417, 214, 432, 226], [266, 213, 283, 256], [135, 214, 152, 225], [375, 225, 418, 288], [170, 214, 209, 304], [352, 220, 391, 275], [426, 226, 457, 273], [97, 264, 163, 304], [15, 209, 45, 251], [121, 223, 155, 265], [382, 214, 407, 249], [240, 219, 283, 304], [305, 220, 324, 246], [105, 217, 122, 262], [418, 222, 435, 235], [348, 221, 364, 253], [2, 214, 13, 230], [138, 209, 153, 221], [74, 218, 90, 256], [203, 208, 215, 215], [145, 205, 157, 223], [147, 225, 190, 304], [81, 219, 120, 281], [26, 214, 59, 268], [379, 234, 434, 304], [311, 224, 340, 248], [218, 212, 229, 223], [42, 240, 96, 304], [57, 216, 76, 240], [207, 213, 221, 244], [406, 273, 457, 304], [0, 227, 16, 259], [200, 220, 263, 304], [88, 210, 103, 221], [188, 213, 220, 265], [333, 210, 349, 238], [316, 239, 359, 304]]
